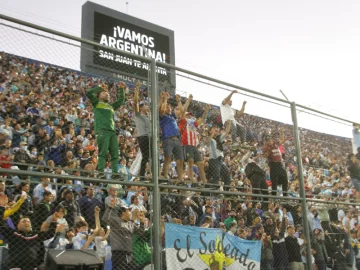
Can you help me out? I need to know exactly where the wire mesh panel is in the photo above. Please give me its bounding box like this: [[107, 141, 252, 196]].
[[160, 186, 307, 270], [0, 175, 153, 270], [1, 13, 360, 270], [295, 107, 358, 270], [0, 20, 155, 180], [0, 19, 156, 270]]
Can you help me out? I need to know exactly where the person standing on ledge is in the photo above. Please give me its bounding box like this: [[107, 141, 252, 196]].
[[133, 81, 151, 180], [86, 82, 126, 177]]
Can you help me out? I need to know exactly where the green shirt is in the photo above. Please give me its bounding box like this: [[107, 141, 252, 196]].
[[86, 86, 125, 133], [224, 216, 236, 231], [133, 226, 152, 265]]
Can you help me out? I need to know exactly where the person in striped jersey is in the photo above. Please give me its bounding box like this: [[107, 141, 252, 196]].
[[177, 94, 210, 183]]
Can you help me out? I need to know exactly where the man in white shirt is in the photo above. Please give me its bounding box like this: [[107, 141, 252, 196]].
[[220, 90, 248, 147]]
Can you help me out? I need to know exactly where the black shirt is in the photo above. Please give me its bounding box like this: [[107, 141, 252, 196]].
[[285, 236, 302, 263]]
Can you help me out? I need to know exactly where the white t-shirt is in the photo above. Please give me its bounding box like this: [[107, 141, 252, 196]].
[[130, 203, 147, 212], [220, 103, 237, 125], [94, 236, 107, 257]]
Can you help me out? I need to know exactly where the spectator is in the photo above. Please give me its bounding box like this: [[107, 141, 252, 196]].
[[103, 200, 146, 270], [311, 228, 329, 270], [199, 205, 214, 227], [0, 211, 65, 270], [262, 129, 288, 196], [285, 225, 304, 270], [224, 209, 237, 231], [12, 182, 33, 224], [32, 190, 53, 230], [129, 194, 147, 213], [159, 92, 184, 181], [14, 141, 32, 171], [206, 121, 231, 186], [58, 189, 81, 228], [78, 186, 103, 228], [178, 94, 210, 183], [86, 82, 126, 175], [32, 177, 55, 206], [133, 81, 151, 180], [348, 153, 360, 202], [105, 185, 127, 209], [220, 90, 248, 147]]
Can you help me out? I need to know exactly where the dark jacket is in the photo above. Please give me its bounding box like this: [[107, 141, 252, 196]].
[[102, 207, 145, 252], [12, 193, 34, 224], [14, 150, 32, 170], [78, 195, 103, 228], [272, 218, 289, 268], [58, 199, 81, 228], [0, 211, 55, 270], [32, 201, 52, 230], [285, 236, 302, 263], [311, 237, 328, 262]]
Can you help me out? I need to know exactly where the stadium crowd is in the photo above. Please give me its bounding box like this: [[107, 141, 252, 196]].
[[0, 51, 359, 270]]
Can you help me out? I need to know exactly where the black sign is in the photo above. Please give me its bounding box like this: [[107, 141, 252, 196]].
[[93, 11, 171, 82]]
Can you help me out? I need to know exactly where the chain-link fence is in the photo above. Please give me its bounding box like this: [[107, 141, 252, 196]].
[[0, 13, 360, 270], [295, 107, 360, 270]]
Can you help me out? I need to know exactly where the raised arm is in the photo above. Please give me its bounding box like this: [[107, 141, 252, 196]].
[[236, 101, 247, 118], [134, 81, 141, 113], [159, 92, 170, 116], [222, 90, 238, 105], [3, 194, 25, 220], [158, 92, 164, 112], [206, 127, 216, 146], [111, 81, 126, 110], [94, 206, 101, 231], [175, 94, 183, 117], [197, 104, 211, 126], [86, 86, 103, 106], [102, 227, 111, 241], [180, 94, 193, 119], [279, 127, 285, 145], [133, 211, 146, 238], [81, 229, 97, 250]]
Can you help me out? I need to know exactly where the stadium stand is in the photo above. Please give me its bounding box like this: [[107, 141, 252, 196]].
[[0, 51, 360, 270]]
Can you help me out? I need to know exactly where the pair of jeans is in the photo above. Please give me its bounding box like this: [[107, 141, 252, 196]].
[[230, 121, 246, 143], [137, 136, 151, 179]]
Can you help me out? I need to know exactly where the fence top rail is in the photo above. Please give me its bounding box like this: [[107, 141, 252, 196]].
[[0, 168, 155, 188], [0, 13, 359, 126]]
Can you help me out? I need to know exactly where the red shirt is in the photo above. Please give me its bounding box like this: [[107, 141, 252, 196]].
[[0, 155, 12, 169], [262, 144, 282, 163], [178, 119, 199, 147]]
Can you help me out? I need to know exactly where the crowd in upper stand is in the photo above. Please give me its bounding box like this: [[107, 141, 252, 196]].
[[0, 51, 360, 270]]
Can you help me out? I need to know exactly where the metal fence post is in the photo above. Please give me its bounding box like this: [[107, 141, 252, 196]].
[[291, 102, 313, 270], [150, 59, 161, 270]]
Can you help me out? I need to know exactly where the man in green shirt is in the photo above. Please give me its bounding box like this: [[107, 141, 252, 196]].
[[86, 82, 126, 176]]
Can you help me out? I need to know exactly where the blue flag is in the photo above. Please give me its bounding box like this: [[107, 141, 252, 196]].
[[165, 223, 262, 270]]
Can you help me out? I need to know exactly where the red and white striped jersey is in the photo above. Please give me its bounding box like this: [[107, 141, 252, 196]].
[[179, 119, 199, 147]]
